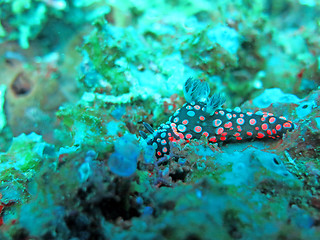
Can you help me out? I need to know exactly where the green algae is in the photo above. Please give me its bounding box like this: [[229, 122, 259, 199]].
[[0, 133, 47, 183]]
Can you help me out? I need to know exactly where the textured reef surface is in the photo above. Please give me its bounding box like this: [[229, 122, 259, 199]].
[[0, 0, 320, 239]]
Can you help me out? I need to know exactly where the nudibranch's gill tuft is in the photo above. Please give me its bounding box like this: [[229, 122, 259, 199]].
[[141, 78, 294, 158]]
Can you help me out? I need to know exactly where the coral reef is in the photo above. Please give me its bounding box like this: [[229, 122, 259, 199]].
[[0, 0, 320, 239]]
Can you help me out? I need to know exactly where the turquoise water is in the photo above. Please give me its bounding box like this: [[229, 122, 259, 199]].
[[0, 1, 319, 239]]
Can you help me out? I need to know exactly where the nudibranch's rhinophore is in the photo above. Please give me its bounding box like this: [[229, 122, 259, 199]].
[[140, 78, 294, 158]]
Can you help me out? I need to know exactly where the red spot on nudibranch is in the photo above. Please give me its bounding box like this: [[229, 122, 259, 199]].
[[209, 136, 217, 142], [257, 132, 265, 138], [186, 133, 193, 139], [261, 123, 268, 131], [276, 124, 282, 131], [236, 118, 244, 125], [162, 147, 168, 153], [247, 131, 253, 136], [266, 130, 272, 135], [202, 132, 209, 137], [213, 119, 222, 127], [269, 117, 276, 124], [194, 105, 201, 110], [182, 119, 189, 125], [157, 151, 161, 156], [234, 132, 240, 137], [194, 126, 202, 133], [216, 127, 224, 135], [221, 132, 228, 137], [236, 137, 242, 141], [226, 113, 232, 119], [199, 116, 205, 121], [224, 121, 233, 128], [178, 133, 184, 139], [249, 119, 256, 125], [255, 127, 259, 131], [283, 122, 292, 128], [272, 129, 277, 134], [220, 137, 226, 141], [261, 117, 266, 121]]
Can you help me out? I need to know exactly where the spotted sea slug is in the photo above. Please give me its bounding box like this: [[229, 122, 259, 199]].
[[140, 78, 294, 158]]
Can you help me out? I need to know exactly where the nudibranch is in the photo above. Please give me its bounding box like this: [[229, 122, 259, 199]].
[[140, 78, 294, 158]]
